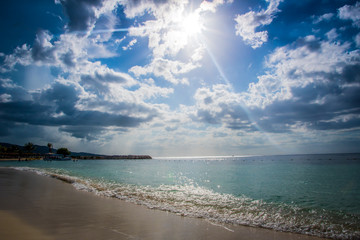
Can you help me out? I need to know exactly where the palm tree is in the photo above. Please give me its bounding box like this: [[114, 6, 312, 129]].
[[0, 145, 7, 153], [24, 142, 35, 153], [47, 143, 53, 153]]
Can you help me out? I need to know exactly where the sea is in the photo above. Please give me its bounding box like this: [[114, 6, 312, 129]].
[[1, 153, 360, 239]]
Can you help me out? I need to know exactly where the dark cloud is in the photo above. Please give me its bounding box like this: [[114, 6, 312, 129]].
[[0, 79, 31, 101], [80, 70, 134, 94], [341, 64, 360, 83], [60, 50, 76, 67], [196, 110, 220, 125], [40, 82, 78, 115], [31, 30, 56, 63], [59, 0, 103, 32], [58, 126, 129, 141], [59, 125, 106, 140], [255, 80, 360, 133], [0, 81, 156, 140], [0, 101, 53, 125], [0, 121, 15, 137], [295, 37, 321, 52]]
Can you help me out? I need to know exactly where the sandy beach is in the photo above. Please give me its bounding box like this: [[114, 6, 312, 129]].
[[0, 168, 327, 240]]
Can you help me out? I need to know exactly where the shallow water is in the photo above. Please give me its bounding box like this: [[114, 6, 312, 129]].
[[1, 153, 360, 239]]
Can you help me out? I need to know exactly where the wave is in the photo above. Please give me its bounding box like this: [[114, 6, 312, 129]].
[[13, 167, 360, 240]]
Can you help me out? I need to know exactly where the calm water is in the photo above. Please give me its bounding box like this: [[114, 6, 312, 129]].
[[1, 153, 360, 239]]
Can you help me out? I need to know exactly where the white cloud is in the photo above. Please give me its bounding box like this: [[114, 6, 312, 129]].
[[245, 35, 358, 108], [192, 84, 253, 130], [199, 0, 233, 13], [338, 1, 360, 28], [1, 44, 32, 72], [313, 13, 334, 24], [234, 0, 282, 49], [0, 93, 11, 103], [130, 58, 199, 85], [190, 34, 360, 137], [122, 39, 137, 51], [326, 28, 338, 40], [355, 33, 360, 47]]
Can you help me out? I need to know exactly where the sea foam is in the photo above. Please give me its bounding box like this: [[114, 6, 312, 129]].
[[13, 166, 360, 240]]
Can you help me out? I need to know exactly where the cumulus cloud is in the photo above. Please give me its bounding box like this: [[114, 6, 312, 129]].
[[192, 35, 360, 134], [244, 35, 358, 108], [130, 58, 199, 85], [0, 44, 32, 72], [192, 84, 254, 130], [0, 29, 116, 74], [58, 0, 103, 32], [80, 65, 137, 94], [0, 79, 157, 140], [31, 30, 57, 63], [234, 0, 282, 49], [0, 0, 183, 144], [338, 1, 360, 28]]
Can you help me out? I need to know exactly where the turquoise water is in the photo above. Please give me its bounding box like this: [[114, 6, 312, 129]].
[[1, 153, 360, 239]]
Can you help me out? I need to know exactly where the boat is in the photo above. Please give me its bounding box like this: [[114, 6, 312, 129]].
[[43, 153, 72, 161]]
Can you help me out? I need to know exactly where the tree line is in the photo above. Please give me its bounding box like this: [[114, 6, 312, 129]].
[[0, 142, 71, 159]]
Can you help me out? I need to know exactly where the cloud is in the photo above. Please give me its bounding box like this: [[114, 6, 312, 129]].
[[31, 30, 57, 63], [130, 58, 199, 85], [326, 28, 338, 40], [0, 78, 31, 102], [244, 35, 358, 107], [59, 125, 128, 141], [192, 84, 253, 130], [338, 1, 360, 28], [0, 78, 158, 139], [313, 13, 334, 24], [234, 0, 282, 49], [80, 65, 137, 94], [126, 0, 228, 85], [58, 0, 103, 32], [1, 44, 32, 72], [255, 38, 360, 130], [191, 35, 360, 134], [122, 39, 137, 51], [0, 26, 122, 79], [355, 33, 360, 47]]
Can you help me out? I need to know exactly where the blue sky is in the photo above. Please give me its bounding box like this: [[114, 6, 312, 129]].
[[0, 0, 359, 156]]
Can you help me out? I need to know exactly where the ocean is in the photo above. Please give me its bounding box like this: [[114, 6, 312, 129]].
[[1, 153, 360, 239]]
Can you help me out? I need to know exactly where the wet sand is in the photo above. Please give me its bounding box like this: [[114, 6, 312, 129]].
[[0, 168, 327, 240]]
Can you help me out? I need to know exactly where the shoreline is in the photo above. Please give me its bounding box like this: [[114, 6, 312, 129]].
[[0, 168, 327, 240], [0, 158, 42, 161]]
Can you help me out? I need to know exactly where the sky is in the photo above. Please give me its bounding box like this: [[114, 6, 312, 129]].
[[0, 0, 360, 157]]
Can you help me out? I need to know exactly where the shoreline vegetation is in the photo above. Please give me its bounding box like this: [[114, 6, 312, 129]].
[[0, 142, 152, 161]]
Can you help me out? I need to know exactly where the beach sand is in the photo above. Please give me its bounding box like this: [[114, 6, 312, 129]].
[[0, 168, 327, 240]]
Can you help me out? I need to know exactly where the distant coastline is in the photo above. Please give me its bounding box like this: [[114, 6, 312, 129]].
[[0, 142, 152, 160], [72, 155, 152, 160]]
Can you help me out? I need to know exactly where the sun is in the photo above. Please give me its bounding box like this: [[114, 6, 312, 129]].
[[179, 12, 204, 37]]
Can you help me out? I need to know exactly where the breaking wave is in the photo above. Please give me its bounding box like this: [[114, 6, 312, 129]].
[[14, 167, 360, 240]]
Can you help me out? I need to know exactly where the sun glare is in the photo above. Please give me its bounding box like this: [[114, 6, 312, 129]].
[[180, 12, 204, 37]]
